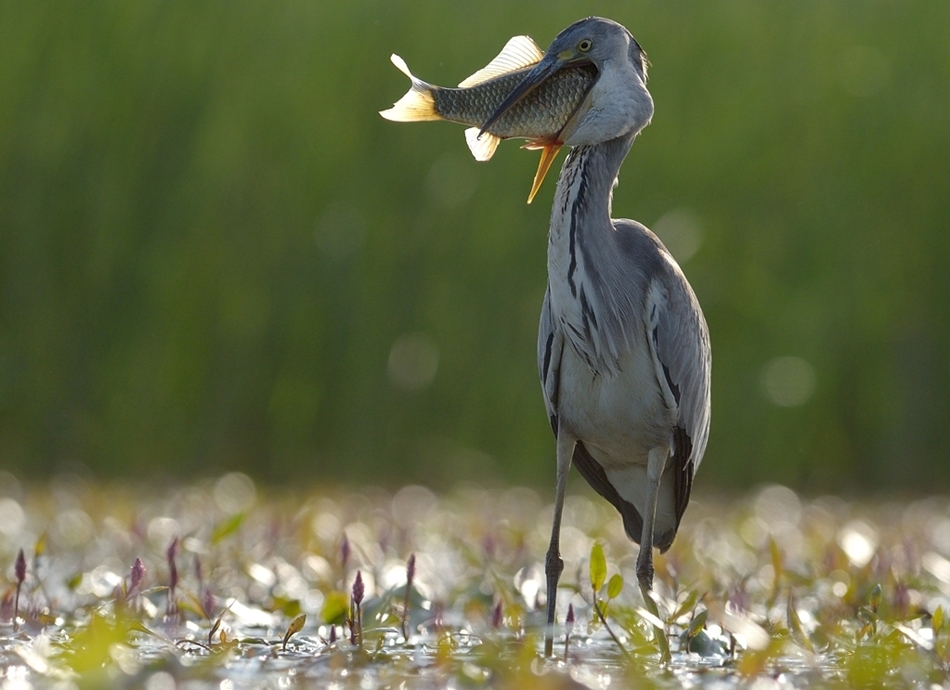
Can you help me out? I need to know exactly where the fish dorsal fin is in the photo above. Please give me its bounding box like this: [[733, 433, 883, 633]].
[[458, 36, 544, 87]]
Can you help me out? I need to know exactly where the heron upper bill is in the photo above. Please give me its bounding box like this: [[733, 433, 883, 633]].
[[478, 56, 566, 137], [480, 54, 593, 202]]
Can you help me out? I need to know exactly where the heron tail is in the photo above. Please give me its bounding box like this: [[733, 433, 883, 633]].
[[379, 55, 441, 122]]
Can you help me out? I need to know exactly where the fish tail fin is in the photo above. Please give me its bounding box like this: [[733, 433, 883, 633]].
[[464, 127, 501, 162], [379, 55, 442, 122]]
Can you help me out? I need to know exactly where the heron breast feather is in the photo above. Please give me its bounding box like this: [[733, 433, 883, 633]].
[[556, 337, 671, 461]]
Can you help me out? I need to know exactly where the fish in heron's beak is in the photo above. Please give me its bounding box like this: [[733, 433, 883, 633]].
[[480, 53, 594, 203], [380, 36, 596, 203]]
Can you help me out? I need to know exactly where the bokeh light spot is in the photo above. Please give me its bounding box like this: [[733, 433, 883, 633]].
[[387, 334, 439, 391], [145, 672, 177, 690], [213, 473, 257, 514], [838, 519, 879, 568], [147, 516, 180, 549], [51, 509, 94, 548], [761, 356, 816, 406], [315, 204, 366, 260], [392, 485, 437, 529], [0, 498, 25, 536], [426, 153, 478, 208], [652, 208, 704, 264]]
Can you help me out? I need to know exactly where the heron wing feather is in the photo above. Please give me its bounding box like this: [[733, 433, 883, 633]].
[[634, 230, 711, 475], [638, 248, 709, 534], [649, 257, 711, 472], [537, 285, 562, 433]]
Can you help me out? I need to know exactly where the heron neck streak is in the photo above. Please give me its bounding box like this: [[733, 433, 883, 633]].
[[547, 131, 637, 373]]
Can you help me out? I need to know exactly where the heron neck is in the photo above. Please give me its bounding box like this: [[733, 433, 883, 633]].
[[551, 131, 634, 232], [548, 131, 635, 290], [544, 131, 639, 373]]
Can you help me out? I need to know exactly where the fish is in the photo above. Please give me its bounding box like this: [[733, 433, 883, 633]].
[[380, 36, 597, 202]]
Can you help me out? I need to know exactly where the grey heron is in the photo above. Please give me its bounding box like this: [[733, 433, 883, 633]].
[[481, 17, 711, 655]]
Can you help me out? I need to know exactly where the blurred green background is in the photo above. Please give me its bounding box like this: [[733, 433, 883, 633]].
[[1, 1, 947, 491]]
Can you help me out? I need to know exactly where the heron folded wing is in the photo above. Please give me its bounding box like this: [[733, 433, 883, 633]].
[[670, 425, 694, 547], [537, 287, 563, 431], [642, 249, 712, 473]]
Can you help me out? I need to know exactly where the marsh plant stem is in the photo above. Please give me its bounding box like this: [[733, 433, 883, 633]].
[[592, 597, 634, 661]]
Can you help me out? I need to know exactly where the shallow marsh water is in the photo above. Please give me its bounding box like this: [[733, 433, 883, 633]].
[[2, 474, 950, 688]]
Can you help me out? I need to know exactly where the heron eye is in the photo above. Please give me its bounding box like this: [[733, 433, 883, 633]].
[[578, 39, 593, 53]]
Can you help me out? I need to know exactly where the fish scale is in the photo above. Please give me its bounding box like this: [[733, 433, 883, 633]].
[[432, 65, 597, 139]]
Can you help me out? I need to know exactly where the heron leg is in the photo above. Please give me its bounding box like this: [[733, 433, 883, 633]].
[[544, 430, 576, 657], [636, 446, 668, 591]]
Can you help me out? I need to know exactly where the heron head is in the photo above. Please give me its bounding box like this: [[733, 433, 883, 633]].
[[481, 17, 654, 200]]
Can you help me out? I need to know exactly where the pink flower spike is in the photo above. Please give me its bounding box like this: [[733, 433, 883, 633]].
[[491, 601, 503, 629], [167, 538, 179, 592], [14, 549, 26, 631], [15, 549, 26, 584], [130, 557, 146, 593], [352, 571, 364, 607]]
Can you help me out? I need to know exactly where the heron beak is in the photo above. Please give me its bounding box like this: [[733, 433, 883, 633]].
[[524, 141, 562, 204], [478, 55, 566, 137], [479, 55, 587, 204]]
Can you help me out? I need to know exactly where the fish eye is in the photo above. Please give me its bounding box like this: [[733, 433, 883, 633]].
[[578, 39, 593, 53]]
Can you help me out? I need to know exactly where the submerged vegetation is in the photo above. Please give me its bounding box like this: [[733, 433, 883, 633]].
[[3, 474, 950, 688]]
